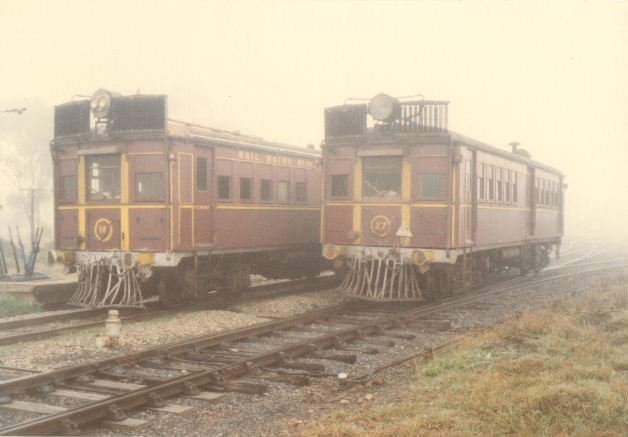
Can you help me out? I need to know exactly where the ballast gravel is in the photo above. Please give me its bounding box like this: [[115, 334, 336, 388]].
[[0, 309, 269, 371], [0, 287, 347, 372], [232, 288, 349, 318]]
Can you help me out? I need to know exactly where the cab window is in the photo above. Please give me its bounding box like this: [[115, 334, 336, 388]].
[[59, 175, 77, 202], [419, 174, 447, 199], [330, 174, 348, 198], [87, 155, 120, 201], [362, 156, 401, 198], [136, 172, 163, 201]]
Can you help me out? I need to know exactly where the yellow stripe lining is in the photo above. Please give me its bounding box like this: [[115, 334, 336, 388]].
[[217, 205, 319, 211]]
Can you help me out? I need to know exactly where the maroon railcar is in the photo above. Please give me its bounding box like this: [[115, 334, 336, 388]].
[[321, 94, 564, 301], [50, 89, 323, 306]]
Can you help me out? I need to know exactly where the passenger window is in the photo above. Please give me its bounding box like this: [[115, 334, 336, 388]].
[[478, 163, 485, 201], [260, 179, 272, 201], [240, 177, 252, 201], [278, 181, 290, 202], [362, 156, 401, 198], [487, 165, 494, 201], [465, 161, 471, 202], [419, 174, 447, 199], [196, 157, 208, 192], [295, 182, 307, 202], [217, 175, 231, 200], [136, 172, 164, 201], [87, 155, 120, 201], [330, 174, 349, 198], [59, 175, 77, 203]]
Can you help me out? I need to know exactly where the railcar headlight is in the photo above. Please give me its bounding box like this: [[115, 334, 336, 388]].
[[368, 93, 401, 122], [411, 249, 434, 266], [90, 89, 114, 119], [121, 252, 136, 269], [323, 244, 340, 260]]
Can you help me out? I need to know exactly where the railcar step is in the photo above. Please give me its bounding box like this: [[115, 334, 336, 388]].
[[0, 400, 66, 415]]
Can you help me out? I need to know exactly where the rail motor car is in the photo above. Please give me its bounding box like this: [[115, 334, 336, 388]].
[[50, 89, 323, 306], [321, 93, 565, 301]]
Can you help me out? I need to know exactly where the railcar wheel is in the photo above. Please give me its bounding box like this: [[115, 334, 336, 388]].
[[440, 269, 454, 297], [158, 272, 182, 307], [178, 264, 199, 300], [422, 272, 438, 302], [218, 264, 251, 301]]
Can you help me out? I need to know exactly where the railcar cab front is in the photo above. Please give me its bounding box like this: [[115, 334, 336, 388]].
[[322, 94, 454, 301]]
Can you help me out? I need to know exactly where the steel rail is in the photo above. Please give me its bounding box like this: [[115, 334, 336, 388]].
[[0, 308, 107, 331], [0, 276, 336, 347], [1, 262, 626, 436], [0, 261, 623, 396], [0, 303, 354, 398]]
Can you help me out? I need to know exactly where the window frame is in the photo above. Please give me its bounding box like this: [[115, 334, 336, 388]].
[[277, 180, 290, 203], [362, 156, 402, 200], [487, 165, 494, 202], [260, 178, 273, 202], [196, 157, 209, 192], [239, 176, 253, 202], [418, 173, 448, 201], [504, 169, 511, 204], [217, 175, 232, 201], [329, 174, 349, 199], [135, 171, 165, 202], [59, 174, 77, 203], [295, 181, 307, 203], [478, 163, 485, 202], [86, 154, 121, 202], [496, 167, 503, 203]]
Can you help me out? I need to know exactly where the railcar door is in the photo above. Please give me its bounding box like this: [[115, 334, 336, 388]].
[[194, 147, 214, 248]]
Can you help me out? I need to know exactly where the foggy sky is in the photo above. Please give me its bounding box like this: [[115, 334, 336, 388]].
[[0, 0, 626, 240]]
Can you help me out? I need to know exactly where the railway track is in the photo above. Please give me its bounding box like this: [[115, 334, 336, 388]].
[[0, 276, 337, 347], [0, 259, 625, 436]]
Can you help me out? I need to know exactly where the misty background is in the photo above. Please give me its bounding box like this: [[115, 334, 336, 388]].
[[0, 0, 626, 246]]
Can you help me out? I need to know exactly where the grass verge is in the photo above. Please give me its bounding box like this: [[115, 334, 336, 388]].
[[0, 297, 41, 318], [300, 281, 628, 437]]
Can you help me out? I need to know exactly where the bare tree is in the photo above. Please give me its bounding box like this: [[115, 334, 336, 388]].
[[0, 100, 53, 243]]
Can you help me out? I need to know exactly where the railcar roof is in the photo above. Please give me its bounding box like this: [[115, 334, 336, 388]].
[[448, 130, 563, 176], [168, 119, 320, 158]]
